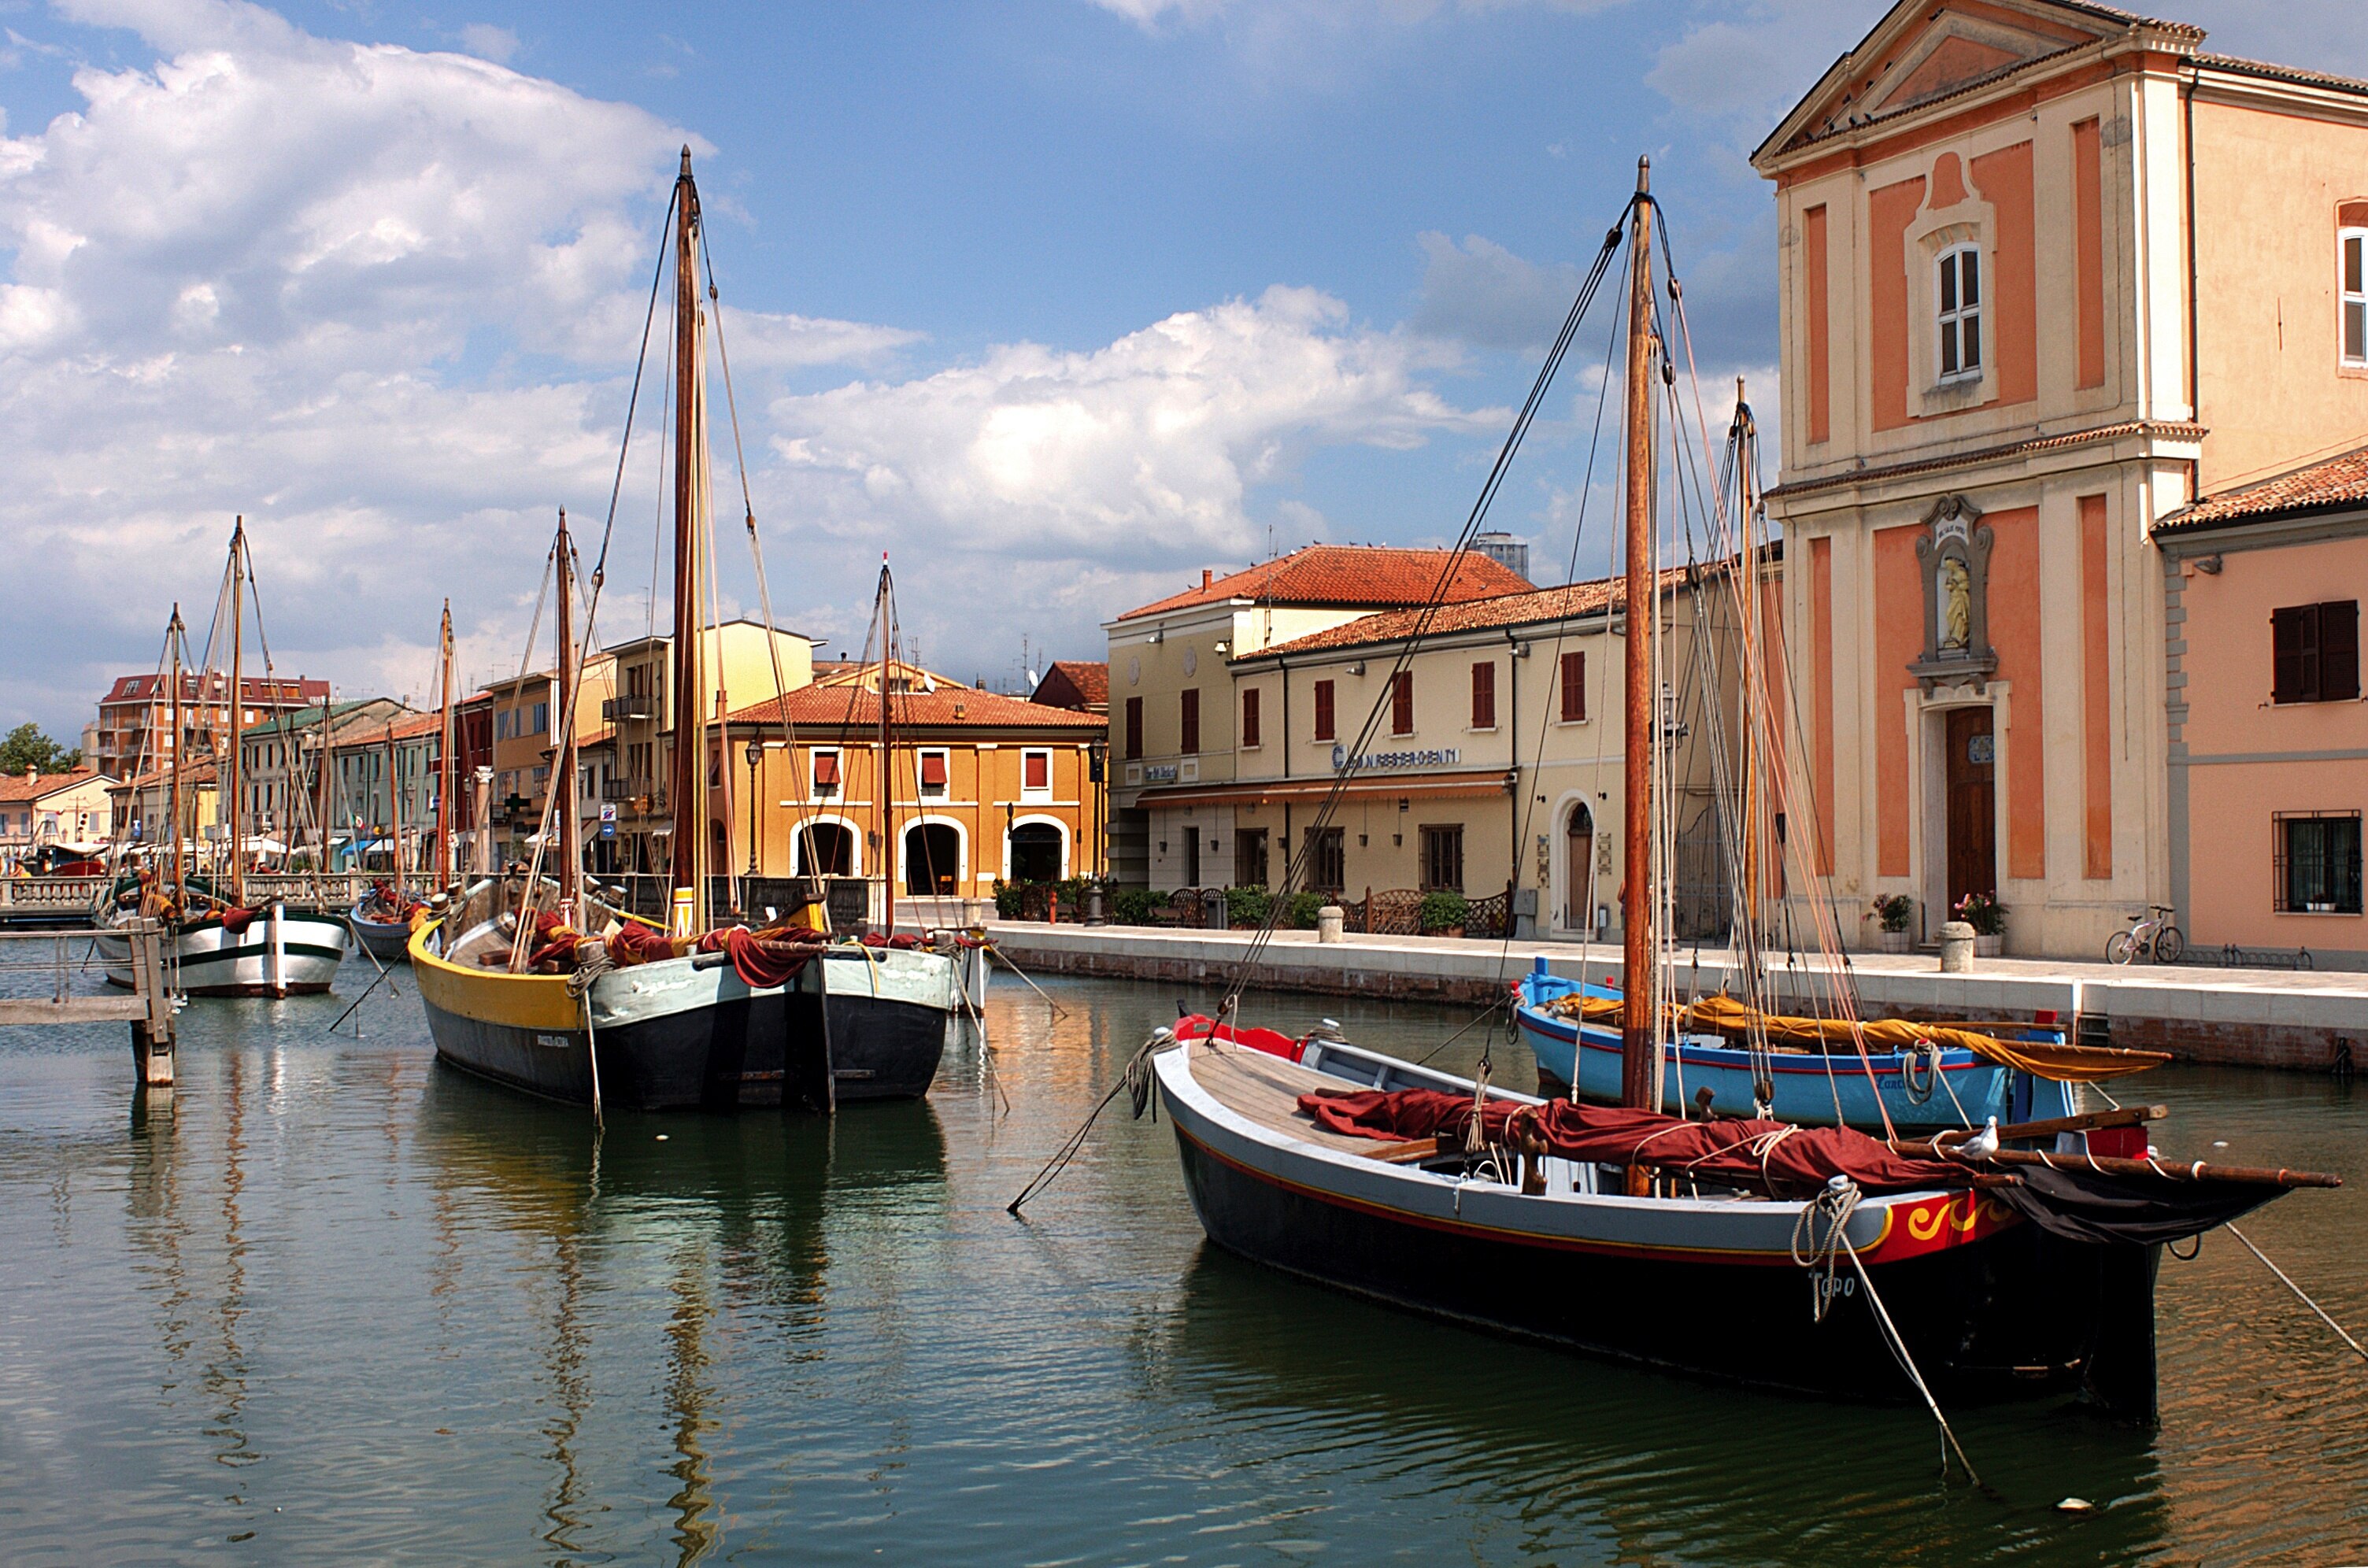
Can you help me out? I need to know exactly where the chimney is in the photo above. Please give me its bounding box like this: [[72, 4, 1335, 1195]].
[[1201, 568, 1212, 589]]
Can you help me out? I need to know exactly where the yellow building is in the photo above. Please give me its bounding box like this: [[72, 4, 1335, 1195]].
[[720, 682, 1107, 915], [1, 767, 117, 866]]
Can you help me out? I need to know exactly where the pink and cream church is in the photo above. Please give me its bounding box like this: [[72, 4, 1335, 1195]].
[[1754, 0, 2368, 966]]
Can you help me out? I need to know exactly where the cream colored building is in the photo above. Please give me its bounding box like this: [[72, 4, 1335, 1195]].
[[1753, 0, 2368, 956], [1104, 546, 1534, 887], [1118, 557, 1764, 942]]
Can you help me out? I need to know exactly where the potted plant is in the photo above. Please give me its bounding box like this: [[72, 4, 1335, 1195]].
[[1419, 889, 1470, 938], [1868, 893, 1915, 953], [1954, 892, 2005, 956]]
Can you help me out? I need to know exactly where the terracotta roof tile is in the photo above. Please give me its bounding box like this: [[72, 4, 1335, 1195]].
[[2158, 444, 2368, 532], [99, 674, 328, 706], [1034, 660, 1109, 708], [1118, 545, 1533, 620], [0, 767, 101, 804], [1253, 565, 1702, 657], [724, 684, 1108, 731]]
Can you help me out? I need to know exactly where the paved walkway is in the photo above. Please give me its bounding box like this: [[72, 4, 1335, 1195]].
[[976, 923, 2368, 1072]]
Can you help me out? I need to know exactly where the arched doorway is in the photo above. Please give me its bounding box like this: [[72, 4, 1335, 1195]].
[[1008, 821, 1064, 882], [795, 821, 854, 877], [905, 822, 960, 895], [1564, 802, 1595, 929]]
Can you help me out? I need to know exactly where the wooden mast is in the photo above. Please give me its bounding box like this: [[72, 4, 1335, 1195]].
[[553, 508, 580, 912], [226, 520, 246, 908], [875, 559, 895, 939], [666, 146, 708, 937], [383, 722, 400, 886], [168, 606, 185, 903], [1733, 381, 1760, 941], [316, 688, 333, 892], [1619, 157, 1658, 1133], [437, 600, 455, 887]]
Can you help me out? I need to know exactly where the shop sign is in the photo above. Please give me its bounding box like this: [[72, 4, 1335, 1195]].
[[1331, 745, 1460, 772]]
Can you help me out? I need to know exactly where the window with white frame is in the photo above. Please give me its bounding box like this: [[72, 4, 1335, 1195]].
[[1020, 749, 1053, 801], [810, 746, 842, 801], [916, 748, 949, 800], [2344, 227, 2367, 367], [1936, 244, 1983, 383]]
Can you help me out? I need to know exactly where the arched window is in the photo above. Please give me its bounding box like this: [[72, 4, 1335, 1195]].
[[1008, 821, 1064, 882], [905, 822, 960, 895], [1936, 244, 1982, 383], [795, 821, 854, 877]]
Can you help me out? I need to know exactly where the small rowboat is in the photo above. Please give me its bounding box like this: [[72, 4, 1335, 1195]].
[[1512, 961, 2077, 1133], [350, 891, 420, 963]]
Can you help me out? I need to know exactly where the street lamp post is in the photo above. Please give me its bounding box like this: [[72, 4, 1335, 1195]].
[[744, 738, 764, 878]]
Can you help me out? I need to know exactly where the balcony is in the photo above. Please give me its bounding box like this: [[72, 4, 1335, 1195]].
[[602, 695, 657, 723], [600, 777, 664, 813]]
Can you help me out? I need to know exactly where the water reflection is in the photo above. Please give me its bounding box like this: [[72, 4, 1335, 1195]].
[[2, 968, 2363, 1562], [1162, 1244, 2172, 1562]]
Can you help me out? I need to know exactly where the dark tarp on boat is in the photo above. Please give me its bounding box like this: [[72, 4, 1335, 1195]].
[[1992, 1163, 2285, 1246]]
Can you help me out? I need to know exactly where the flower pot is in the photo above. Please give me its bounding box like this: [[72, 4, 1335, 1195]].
[[1974, 934, 2002, 957], [1878, 930, 1911, 954]]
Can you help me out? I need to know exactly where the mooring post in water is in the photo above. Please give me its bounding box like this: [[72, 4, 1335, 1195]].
[[128, 919, 176, 1090]]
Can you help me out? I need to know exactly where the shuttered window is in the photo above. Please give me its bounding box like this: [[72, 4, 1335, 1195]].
[[1180, 688, 1201, 754], [2273, 601, 2360, 704], [1470, 662, 1496, 729], [1021, 750, 1049, 791], [919, 751, 949, 795], [1124, 697, 1142, 760], [1559, 650, 1586, 723], [1313, 680, 1335, 741], [1390, 671, 1414, 735], [1241, 687, 1261, 749], [812, 749, 841, 795]]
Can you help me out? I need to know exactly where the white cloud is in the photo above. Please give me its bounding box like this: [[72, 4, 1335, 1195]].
[[456, 23, 519, 64], [765, 285, 1493, 563], [0, 0, 920, 730], [1093, 0, 1623, 27]]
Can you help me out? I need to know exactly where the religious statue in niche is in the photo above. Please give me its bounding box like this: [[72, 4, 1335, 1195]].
[[1910, 494, 1997, 692]]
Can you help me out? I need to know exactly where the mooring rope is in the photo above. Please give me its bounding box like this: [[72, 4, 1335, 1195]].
[[1006, 1027, 1172, 1215], [2225, 1222, 2368, 1366]]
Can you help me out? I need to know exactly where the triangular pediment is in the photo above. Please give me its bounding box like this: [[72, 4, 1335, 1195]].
[[1753, 1, 2196, 169]]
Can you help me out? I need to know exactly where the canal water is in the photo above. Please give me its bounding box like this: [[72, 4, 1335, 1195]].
[[0, 959, 2362, 1564]]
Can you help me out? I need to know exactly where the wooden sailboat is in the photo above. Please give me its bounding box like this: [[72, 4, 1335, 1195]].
[[98, 521, 352, 995], [1148, 161, 2329, 1424], [412, 150, 916, 1113]]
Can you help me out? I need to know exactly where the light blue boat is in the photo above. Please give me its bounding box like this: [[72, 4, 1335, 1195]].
[[1512, 959, 2076, 1133]]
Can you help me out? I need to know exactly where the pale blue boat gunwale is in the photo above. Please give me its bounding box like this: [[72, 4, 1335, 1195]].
[[1511, 962, 2075, 1133]]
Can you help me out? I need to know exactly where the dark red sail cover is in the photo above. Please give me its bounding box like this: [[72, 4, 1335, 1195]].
[[1297, 1088, 1970, 1196]]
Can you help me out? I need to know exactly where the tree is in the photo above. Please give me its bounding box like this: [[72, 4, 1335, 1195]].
[[0, 723, 81, 775]]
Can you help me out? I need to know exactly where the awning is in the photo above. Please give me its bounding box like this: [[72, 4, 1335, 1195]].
[[1137, 767, 1514, 810]]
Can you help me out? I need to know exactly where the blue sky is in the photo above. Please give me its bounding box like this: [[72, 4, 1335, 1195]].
[[3, 0, 2362, 738]]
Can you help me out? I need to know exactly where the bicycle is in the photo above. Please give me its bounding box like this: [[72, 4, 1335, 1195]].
[[2105, 904, 2185, 965]]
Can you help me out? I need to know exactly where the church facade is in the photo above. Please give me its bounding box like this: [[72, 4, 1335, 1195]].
[[1754, 0, 2368, 959]]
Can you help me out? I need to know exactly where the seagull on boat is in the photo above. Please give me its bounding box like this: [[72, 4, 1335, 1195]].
[[1960, 1115, 2000, 1159]]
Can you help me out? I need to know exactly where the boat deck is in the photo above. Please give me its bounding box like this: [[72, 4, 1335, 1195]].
[[1186, 1041, 1411, 1156]]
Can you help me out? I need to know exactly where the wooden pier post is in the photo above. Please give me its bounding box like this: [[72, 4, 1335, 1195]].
[[128, 920, 176, 1089]]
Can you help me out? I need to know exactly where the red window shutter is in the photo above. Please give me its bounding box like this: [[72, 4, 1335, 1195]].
[[1241, 687, 1261, 748], [921, 753, 949, 787], [2321, 600, 2361, 702], [812, 751, 841, 786], [1390, 671, 1414, 734], [1125, 697, 1142, 759], [1021, 752, 1046, 790], [1560, 650, 1586, 722], [2274, 605, 2320, 704], [1470, 661, 1495, 729], [1180, 688, 1201, 754], [1314, 680, 1335, 741]]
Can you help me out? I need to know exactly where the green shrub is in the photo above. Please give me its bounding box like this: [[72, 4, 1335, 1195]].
[[991, 878, 1024, 919], [1282, 890, 1326, 930], [1225, 885, 1274, 929], [1110, 886, 1157, 925], [1869, 893, 1915, 933], [1418, 889, 1470, 933]]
